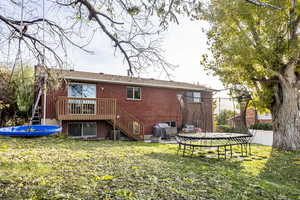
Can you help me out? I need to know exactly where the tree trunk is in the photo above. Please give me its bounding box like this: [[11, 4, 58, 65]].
[[271, 74, 300, 150], [239, 100, 249, 132]]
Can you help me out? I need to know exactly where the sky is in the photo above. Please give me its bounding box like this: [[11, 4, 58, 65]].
[[0, 1, 225, 91], [1, 1, 231, 106], [66, 16, 225, 91]]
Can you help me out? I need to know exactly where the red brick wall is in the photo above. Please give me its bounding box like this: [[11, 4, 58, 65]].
[[258, 119, 272, 124], [43, 82, 67, 119], [45, 80, 213, 135], [96, 82, 183, 134], [246, 109, 273, 126], [246, 109, 256, 126]]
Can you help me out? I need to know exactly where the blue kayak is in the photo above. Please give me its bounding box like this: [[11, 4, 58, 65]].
[[0, 125, 62, 137]]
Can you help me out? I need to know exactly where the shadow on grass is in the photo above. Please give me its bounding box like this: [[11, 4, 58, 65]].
[[144, 149, 245, 171], [0, 135, 164, 151], [257, 148, 300, 197]]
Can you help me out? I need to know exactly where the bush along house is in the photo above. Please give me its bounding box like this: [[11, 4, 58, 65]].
[[35, 67, 215, 141]]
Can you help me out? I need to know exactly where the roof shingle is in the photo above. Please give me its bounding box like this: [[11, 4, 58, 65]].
[[41, 68, 216, 92]]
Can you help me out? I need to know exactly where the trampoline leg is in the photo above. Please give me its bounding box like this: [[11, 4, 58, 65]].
[[183, 145, 186, 157], [230, 145, 233, 158], [177, 144, 181, 155], [249, 143, 251, 156], [224, 146, 227, 160], [191, 146, 195, 157], [241, 144, 243, 157], [245, 144, 248, 156], [217, 147, 220, 159]]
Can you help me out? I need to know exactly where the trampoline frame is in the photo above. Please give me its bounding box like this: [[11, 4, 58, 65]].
[[176, 132, 253, 159]]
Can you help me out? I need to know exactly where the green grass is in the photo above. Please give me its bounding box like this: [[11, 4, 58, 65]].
[[0, 136, 299, 200]]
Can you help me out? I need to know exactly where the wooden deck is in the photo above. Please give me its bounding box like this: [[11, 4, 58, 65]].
[[56, 96, 144, 140], [56, 97, 117, 121]]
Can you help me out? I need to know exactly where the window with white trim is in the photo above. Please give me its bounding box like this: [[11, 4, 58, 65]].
[[68, 83, 96, 98], [193, 92, 201, 103], [186, 91, 202, 103], [68, 83, 96, 114], [68, 122, 97, 137], [127, 87, 141, 100]]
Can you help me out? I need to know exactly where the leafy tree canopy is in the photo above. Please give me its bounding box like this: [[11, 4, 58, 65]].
[[0, 65, 34, 126], [201, 0, 299, 109], [201, 0, 300, 150]]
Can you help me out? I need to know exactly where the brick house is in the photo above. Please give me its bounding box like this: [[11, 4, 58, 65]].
[[245, 109, 272, 126], [228, 109, 272, 128], [36, 67, 215, 140]]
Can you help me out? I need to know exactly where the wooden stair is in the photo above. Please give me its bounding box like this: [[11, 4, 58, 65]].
[[107, 103, 144, 141]]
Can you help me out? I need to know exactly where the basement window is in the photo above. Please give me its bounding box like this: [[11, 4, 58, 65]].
[[69, 122, 97, 137], [127, 87, 141, 100]]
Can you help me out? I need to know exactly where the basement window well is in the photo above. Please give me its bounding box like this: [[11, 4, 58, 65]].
[[68, 122, 97, 137]]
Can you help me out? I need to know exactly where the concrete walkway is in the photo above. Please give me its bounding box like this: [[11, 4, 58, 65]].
[[250, 129, 273, 146]]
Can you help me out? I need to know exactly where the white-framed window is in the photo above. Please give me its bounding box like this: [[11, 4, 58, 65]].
[[68, 83, 96, 115], [127, 87, 141, 100], [193, 92, 201, 103], [68, 83, 96, 98], [186, 91, 202, 103], [68, 122, 97, 137]]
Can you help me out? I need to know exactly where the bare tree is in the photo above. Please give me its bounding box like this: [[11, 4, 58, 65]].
[[0, 0, 201, 77]]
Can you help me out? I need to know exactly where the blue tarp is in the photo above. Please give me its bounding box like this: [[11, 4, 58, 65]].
[[0, 125, 62, 137]]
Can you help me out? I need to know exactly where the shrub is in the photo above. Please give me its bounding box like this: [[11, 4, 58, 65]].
[[217, 125, 245, 133], [250, 123, 273, 130]]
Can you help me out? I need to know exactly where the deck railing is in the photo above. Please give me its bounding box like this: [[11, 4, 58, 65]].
[[56, 97, 116, 120]]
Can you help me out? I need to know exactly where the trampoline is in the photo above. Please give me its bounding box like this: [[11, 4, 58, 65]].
[[0, 125, 62, 137], [176, 132, 253, 159]]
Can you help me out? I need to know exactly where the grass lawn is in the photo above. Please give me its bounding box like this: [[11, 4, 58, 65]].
[[0, 136, 300, 200]]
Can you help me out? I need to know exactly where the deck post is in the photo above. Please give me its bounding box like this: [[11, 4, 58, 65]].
[[59, 120, 63, 136], [113, 100, 117, 141], [113, 119, 116, 141]]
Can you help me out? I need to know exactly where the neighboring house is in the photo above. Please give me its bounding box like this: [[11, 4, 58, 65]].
[[35, 67, 215, 140], [227, 109, 272, 128], [246, 109, 272, 126]]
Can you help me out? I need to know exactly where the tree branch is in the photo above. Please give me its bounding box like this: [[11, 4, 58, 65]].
[[77, 0, 134, 75], [245, 0, 282, 10]]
